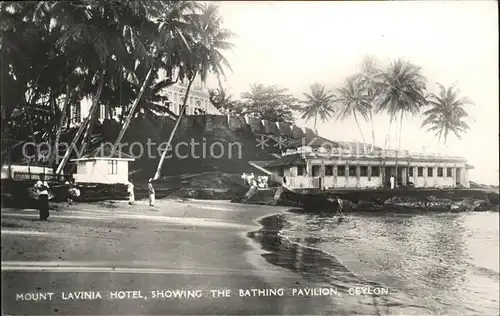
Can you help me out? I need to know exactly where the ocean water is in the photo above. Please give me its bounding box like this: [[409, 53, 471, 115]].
[[250, 210, 499, 315]]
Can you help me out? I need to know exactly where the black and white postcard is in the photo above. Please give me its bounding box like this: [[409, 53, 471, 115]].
[[1, 1, 498, 315]]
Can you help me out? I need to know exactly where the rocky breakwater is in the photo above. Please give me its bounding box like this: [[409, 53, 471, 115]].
[[348, 191, 499, 213]]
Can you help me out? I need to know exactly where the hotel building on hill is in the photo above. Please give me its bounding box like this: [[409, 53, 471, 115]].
[[264, 143, 473, 189], [70, 72, 220, 124], [161, 77, 221, 116]]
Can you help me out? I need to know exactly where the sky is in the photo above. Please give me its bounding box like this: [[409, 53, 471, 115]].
[[207, 0, 499, 185]]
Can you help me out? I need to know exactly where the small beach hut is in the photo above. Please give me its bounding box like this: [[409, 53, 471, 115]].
[[70, 146, 135, 184]]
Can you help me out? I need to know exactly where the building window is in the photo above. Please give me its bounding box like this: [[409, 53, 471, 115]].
[[360, 166, 368, 177], [349, 166, 356, 177], [297, 165, 305, 176], [325, 165, 333, 176], [312, 165, 321, 177], [418, 167, 424, 177], [108, 160, 118, 175], [409, 167, 413, 177], [372, 167, 380, 177], [428, 167, 433, 177], [278, 168, 284, 177], [447, 167, 453, 177], [338, 165, 345, 176], [437, 167, 443, 177]]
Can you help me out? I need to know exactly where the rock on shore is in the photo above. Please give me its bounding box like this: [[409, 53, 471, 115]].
[[380, 195, 494, 212], [275, 188, 499, 213]]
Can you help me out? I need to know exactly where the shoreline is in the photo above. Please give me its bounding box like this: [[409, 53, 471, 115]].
[[247, 212, 386, 287], [245, 211, 427, 315], [2, 176, 498, 213], [1, 199, 335, 315], [3, 197, 497, 314], [247, 208, 500, 315]]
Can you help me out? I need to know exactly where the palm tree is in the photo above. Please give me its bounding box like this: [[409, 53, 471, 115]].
[[54, 1, 143, 174], [375, 58, 427, 151], [356, 55, 381, 148], [110, 0, 199, 156], [153, 3, 235, 180], [374, 58, 427, 182], [300, 83, 336, 133], [421, 83, 473, 145], [335, 76, 372, 146]]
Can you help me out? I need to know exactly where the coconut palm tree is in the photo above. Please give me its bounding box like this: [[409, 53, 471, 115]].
[[153, 3, 235, 180], [373, 58, 427, 182], [375, 58, 427, 151], [356, 55, 381, 148], [335, 76, 372, 146], [110, 0, 198, 156], [300, 83, 336, 132], [421, 83, 473, 145], [54, 1, 144, 174]]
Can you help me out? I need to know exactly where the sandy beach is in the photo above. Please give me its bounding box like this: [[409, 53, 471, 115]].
[[3, 197, 497, 315], [1, 199, 335, 315]]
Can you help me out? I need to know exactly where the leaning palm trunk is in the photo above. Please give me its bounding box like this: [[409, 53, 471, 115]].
[[398, 111, 404, 152], [384, 115, 394, 150], [24, 75, 41, 150], [369, 110, 375, 151], [50, 84, 71, 169], [78, 104, 99, 161], [153, 76, 195, 180], [353, 111, 367, 150], [111, 67, 153, 155], [394, 111, 404, 184], [55, 71, 105, 175], [25, 102, 37, 148]]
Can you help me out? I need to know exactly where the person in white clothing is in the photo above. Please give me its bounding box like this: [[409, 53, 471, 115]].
[[34, 174, 50, 220], [390, 175, 395, 189], [336, 196, 345, 220], [66, 178, 80, 205], [148, 178, 155, 207], [127, 181, 135, 205]]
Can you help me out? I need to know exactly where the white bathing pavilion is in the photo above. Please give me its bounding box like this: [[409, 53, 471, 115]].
[[264, 142, 473, 190]]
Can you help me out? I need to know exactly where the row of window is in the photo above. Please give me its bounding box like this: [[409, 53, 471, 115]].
[[409, 167, 453, 177], [279, 166, 381, 177], [279, 166, 456, 178], [169, 93, 211, 115]]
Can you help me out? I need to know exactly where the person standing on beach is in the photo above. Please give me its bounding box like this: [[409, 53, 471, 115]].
[[127, 181, 135, 205], [148, 178, 155, 207], [249, 173, 255, 185], [390, 174, 395, 189], [34, 174, 50, 220], [336, 196, 345, 220]]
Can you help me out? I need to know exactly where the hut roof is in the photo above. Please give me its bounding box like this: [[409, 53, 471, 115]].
[[71, 144, 135, 161]]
